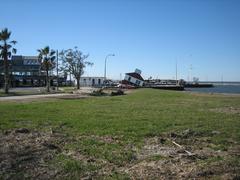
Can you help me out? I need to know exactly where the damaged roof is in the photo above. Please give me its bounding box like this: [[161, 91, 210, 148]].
[[126, 72, 144, 81]]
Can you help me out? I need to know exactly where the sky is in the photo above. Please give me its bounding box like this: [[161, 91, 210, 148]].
[[1, 0, 240, 81]]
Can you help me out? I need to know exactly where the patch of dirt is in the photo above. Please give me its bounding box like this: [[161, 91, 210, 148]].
[[0, 128, 66, 179], [125, 158, 197, 179], [55, 95, 88, 100], [1, 128, 239, 179], [136, 136, 177, 159], [123, 129, 240, 179], [210, 107, 240, 115], [0, 130, 124, 179], [89, 135, 123, 144]]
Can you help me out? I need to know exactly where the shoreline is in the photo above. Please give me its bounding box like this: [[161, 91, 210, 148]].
[[184, 90, 240, 96]]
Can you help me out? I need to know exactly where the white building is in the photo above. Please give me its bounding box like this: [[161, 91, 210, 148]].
[[79, 77, 105, 87], [123, 69, 144, 86]]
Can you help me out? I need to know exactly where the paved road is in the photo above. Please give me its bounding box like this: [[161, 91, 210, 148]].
[[0, 87, 98, 102], [0, 93, 77, 102]]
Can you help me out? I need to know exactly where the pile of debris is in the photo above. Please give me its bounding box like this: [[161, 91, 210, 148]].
[[0, 128, 64, 179], [1, 128, 239, 179], [124, 129, 240, 179]]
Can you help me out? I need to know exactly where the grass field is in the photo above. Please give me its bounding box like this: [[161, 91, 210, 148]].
[[0, 89, 240, 179]]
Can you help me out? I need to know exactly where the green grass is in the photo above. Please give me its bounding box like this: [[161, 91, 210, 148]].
[[1, 89, 239, 145], [0, 89, 240, 178], [53, 154, 99, 177], [1, 89, 239, 141]]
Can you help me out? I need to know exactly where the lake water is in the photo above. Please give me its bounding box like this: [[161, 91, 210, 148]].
[[185, 83, 240, 94]]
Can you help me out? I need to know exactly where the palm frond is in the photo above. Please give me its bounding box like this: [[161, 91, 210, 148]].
[[50, 50, 56, 56], [50, 56, 56, 61], [7, 52, 11, 58], [0, 28, 11, 41], [44, 46, 50, 54], [38, 54, 43, 62], [7, 44, 12, 49], [10, 40, 17, 45], [0, 28, 17, 62], [12, 48, 17, 54], [85, 61, 93, 66], [37, 49, 42, 53]]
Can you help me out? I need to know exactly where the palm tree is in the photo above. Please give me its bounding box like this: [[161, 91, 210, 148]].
[[37, 46, 56, 92], [0, 28, 17, 94]]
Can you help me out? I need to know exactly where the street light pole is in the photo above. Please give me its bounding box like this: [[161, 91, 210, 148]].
[[56, 50, 59, 91], [104, 54, 115, 84]]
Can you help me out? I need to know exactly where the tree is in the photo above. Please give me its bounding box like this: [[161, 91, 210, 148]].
[[0, 28, 17, 94], [37, 46, 56, 92], [59, 47, 93, 89]]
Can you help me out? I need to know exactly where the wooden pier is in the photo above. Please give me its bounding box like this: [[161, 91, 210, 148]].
[[145, 85, 185, 91], [185, 83, 214, 88]]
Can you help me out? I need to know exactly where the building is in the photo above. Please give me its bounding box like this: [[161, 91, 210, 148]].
[[79, 77, 105, 87], [0, 55, 40, 76], [0, 55, 66, 87], [123, 69, 144, 86]]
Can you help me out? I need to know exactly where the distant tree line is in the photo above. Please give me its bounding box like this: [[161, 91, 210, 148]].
[[0, 28, 93, 93]]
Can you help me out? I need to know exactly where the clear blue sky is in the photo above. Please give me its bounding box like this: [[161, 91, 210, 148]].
[[1, 0, 240, 81]]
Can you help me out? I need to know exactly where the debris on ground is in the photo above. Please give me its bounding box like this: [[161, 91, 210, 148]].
[[124, 129, 240, 179], [89, 89, 107, 96], [0, 128, 65, 179], [211, 107, 240, 115], [111, 89, 125, 96], [14, 128, 30, 134], [0, 128, 239, 179]]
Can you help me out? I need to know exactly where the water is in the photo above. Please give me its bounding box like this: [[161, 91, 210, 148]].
[[185, 82, 240, 94]]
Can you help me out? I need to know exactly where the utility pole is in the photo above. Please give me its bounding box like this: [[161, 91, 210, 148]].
[[190, 64, 193, 82], [104, 54, 115, 85], [175, 60, 178, 82], [56, 50, 59, 90]]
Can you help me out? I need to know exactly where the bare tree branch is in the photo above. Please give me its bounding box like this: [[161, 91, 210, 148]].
[[59, 47, 93, 89]]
